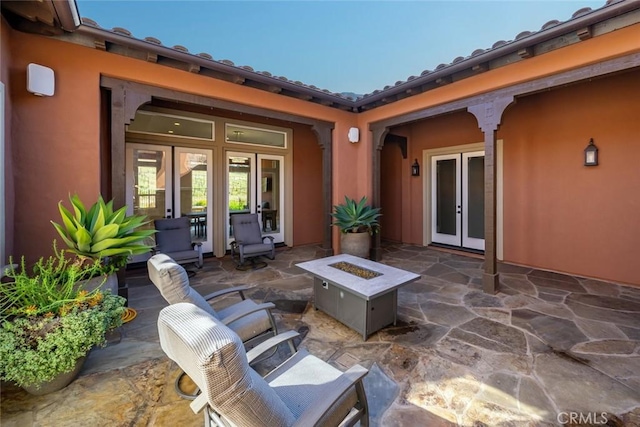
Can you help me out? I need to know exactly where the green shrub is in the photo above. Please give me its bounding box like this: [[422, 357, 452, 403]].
[[0, 292, 125, 388]]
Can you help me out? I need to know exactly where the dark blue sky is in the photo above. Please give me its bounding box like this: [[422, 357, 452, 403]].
[[77, 1, 604, 94]]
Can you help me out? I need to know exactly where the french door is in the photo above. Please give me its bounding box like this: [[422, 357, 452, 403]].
[[125, 144, 214, 260], [431, 151, 485, 251], [226, 151, 284, 248]]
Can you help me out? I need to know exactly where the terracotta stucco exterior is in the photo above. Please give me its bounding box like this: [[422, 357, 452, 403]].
[[1, 13, 639, 287]]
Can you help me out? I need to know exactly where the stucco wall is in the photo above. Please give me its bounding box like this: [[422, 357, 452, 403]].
[[5, 30, 356, 262], [499, 69, 640, 285]]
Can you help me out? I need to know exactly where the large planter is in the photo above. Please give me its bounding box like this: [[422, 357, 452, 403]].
[[22, 356, 86, 396], [340, 232, 371, 259]]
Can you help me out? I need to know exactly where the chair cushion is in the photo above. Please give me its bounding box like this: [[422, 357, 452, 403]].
[[218, 299, 273, 342], [240, 243, 273, 256], [160, 249, 199, 264], [147, 254, 218, 318], [231, 214, 264, 245], [158, 303, 296, 427], [265, 350, 358, 426], [155, 217, 193, 252]]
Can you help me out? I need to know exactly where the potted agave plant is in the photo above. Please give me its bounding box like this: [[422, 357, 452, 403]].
[[51, 194, 155, 294], [0, 247, 126, 394], [331, 196, 381, 259]]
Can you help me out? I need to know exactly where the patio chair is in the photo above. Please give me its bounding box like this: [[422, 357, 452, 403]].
[[230, 213, 275, 270], [158, 302, 370, 427], [147, 254, 280, 399], [153, 217, 203, 275]]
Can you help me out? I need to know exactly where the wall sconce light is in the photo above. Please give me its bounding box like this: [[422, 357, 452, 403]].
[[347, 127, 359, 143], [584, 138, 598, 166], [411, 159, 420, 176]]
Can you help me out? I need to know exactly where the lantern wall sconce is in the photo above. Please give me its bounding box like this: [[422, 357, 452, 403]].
[[584, 138, 598, 166], [411, 159, 420, 176]]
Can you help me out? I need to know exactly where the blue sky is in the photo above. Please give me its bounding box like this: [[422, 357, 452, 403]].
[[77, 1, 604, 94]]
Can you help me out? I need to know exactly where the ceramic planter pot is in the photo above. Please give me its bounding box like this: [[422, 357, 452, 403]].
[[340, 232, 371, 259], [22, 356, 87, 396], [78, 273, 118, 295]]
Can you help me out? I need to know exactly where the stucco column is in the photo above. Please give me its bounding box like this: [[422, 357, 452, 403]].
[[370, 125, 389, 261], [468, 96, 513, 294], [311, 123, 334, 257]]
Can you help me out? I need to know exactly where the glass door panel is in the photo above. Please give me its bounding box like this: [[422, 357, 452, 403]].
[[463, 151, 485, 250], [257, 154, 284, 243], [226, 152, 255, 248], [431, 154, 461, 246], [125, 144, 172, 262], [174, 147, 213, 253]]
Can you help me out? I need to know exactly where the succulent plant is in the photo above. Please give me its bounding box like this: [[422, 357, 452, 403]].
[[331, 196, 381, 234], [51, 194, 155, 267]]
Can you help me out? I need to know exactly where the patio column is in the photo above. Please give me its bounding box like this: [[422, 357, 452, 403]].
[[109, 85, 151, 209], [311, 123, 335, 257], [468, 96, 513, 294], [370, 125, 389, 261]]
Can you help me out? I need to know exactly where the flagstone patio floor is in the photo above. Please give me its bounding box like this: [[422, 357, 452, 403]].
[[1, 244, 639, 426]]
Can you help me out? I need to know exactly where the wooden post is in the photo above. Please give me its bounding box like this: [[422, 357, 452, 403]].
[[311, 124, 335, 257], [370, 126, 389, 261], [468, 96, 513, 294]]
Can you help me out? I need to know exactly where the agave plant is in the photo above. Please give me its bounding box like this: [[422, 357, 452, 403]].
[[331, 196, 381, 234], [51, 194, 155, 270]]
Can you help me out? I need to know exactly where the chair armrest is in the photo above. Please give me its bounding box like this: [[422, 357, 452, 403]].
[[293, 364, 368, 427], [262, 236, 275, 243], [202, 285, 250, 301], [246, 330, 300, 365], [220, 302, 276, 327], [190, 393, 208, 414], [191, 242, 203, 248]]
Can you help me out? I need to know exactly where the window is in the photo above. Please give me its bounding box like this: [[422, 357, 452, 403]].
[[137, 166, 157, 209], [226, 124, 286, 148], [128, 111, 215, 141]]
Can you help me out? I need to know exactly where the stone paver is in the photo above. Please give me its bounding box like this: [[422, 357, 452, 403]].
[[1, 243, 639, 426]]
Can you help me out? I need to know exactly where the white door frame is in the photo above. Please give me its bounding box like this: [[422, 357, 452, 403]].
[[225, 151, 256, 249], [462, 151, 485, 251], [423, 142, 503, 258], [257, 153, 285, 243], [174, 147, 214, 253], [431, 153, 461, 246]]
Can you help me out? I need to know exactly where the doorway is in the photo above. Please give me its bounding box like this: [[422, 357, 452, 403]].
[[226, 152, 285, 248], [431, 151, 485, 251], [125, 143, 214, 260]]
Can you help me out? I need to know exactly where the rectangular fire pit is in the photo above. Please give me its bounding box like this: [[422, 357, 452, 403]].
[[296, 254, 420, 340]]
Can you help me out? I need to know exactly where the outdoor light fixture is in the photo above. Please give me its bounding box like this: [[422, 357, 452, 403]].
[[584, 138, 599, 166], [348, 127, 359, 143], [411, 159, 420, 176]]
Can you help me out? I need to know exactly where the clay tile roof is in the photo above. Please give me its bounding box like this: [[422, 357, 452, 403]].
[[572, 7, 593, 18], [67, 0, 638, 111], [515, 30, 534, 40], [144, 37, 162, 45], [111, 27, 131, 36], [541, 19, 562, 30], [80, 17, 99, 27], [492, 40, 508, 49]]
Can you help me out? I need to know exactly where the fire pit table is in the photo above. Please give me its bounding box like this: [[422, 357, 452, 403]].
[[296, 254, 421, 340]]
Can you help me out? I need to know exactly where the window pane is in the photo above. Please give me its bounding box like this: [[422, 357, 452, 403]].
[[226, 124, 286, 148], [128, 111, 214, 140]]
